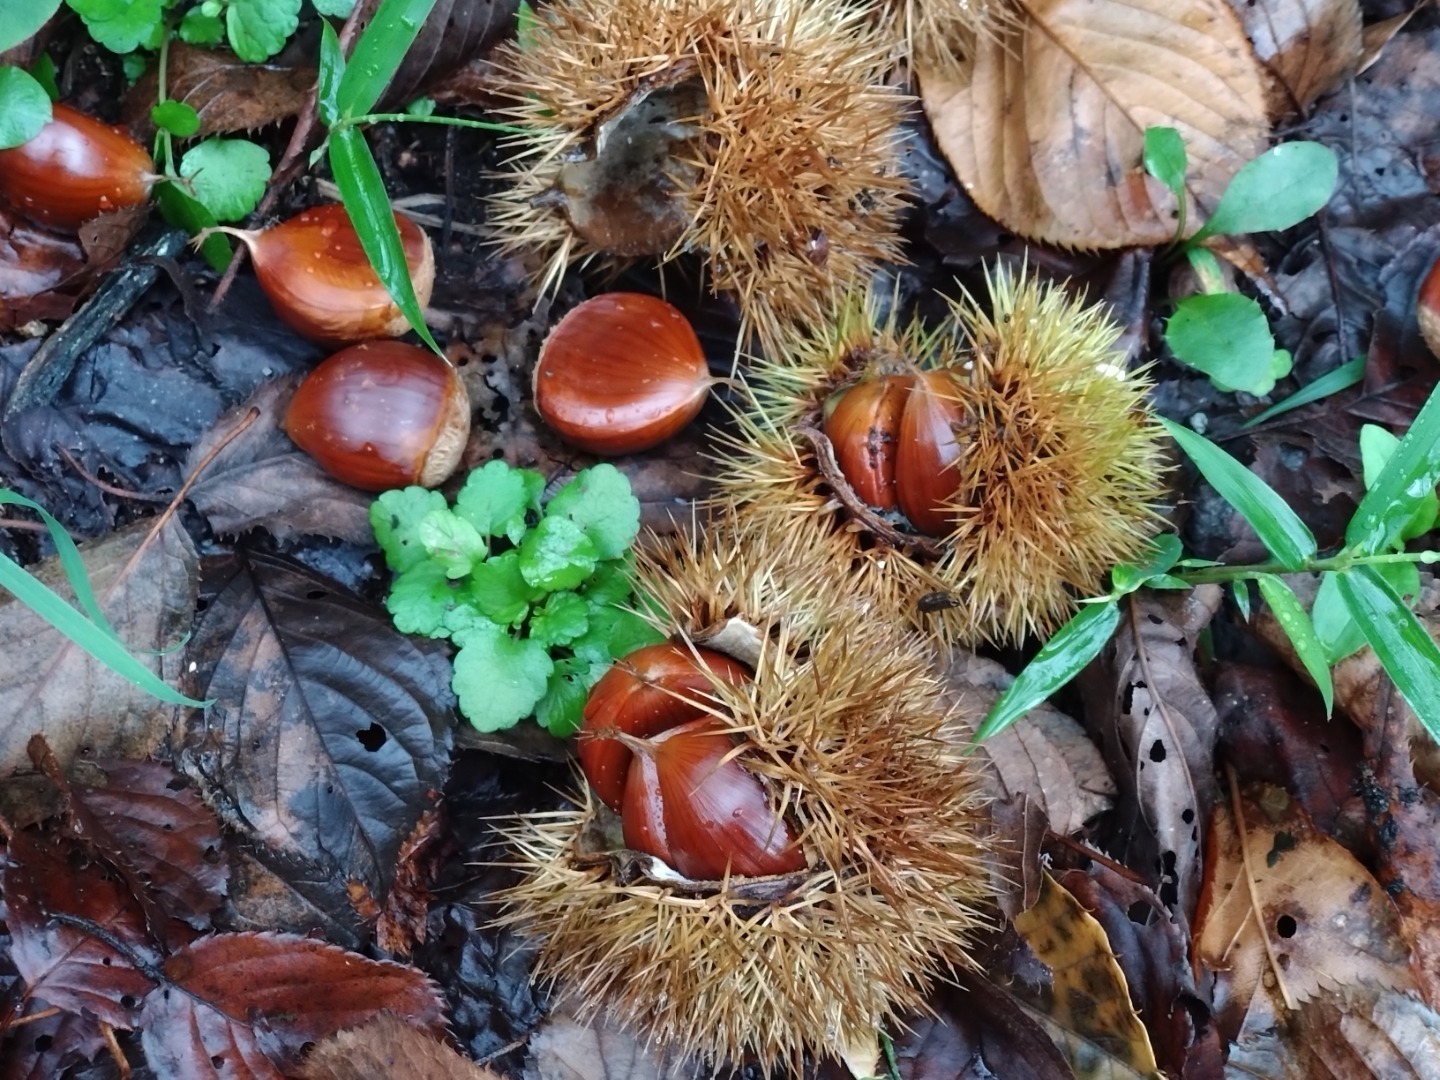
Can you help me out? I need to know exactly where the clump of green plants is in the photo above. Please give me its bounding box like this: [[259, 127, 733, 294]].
[[370, 460, 663, 735]]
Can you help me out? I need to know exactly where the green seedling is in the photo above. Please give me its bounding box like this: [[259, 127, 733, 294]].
[[371, 461, 663, 736]]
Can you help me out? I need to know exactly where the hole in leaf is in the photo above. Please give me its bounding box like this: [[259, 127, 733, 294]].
[[357, 723, 388, 752], [1276, 914, 1298, 938]]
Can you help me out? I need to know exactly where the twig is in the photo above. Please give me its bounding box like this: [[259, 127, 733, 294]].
[[59, 446, 172, 503]]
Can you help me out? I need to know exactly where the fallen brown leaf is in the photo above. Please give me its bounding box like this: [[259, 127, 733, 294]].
[[139, 932, 446, 1077], [920, 0, 1269, 248], [1194, 783, 1412, 1041], [1083, 587, 1223, 918], [123, 43, 314, 138], [1226, 0, 1361, 115], [1012, 870, 1160, 1076], [0, 516, 199, 824]]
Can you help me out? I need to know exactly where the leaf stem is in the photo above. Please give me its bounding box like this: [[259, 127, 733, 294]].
[[1175, 548, 1440, 586], [341, 113, 532, 136]]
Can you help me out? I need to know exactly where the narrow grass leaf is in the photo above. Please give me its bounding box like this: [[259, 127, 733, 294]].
[[1242, 357, 1364, 428], [329, 126, 439, 352], [975, 601, 1120, 742], [336, 0, 438, 118], [1336, 565, 1440, 742], [317, 19, 344, 127], [1255, 574, 1333, 716], [0, 552, 209, 707], [1193, 142, 1338, 241], [0, 490, 120, 639], [1160, 419, 1316, 568], [1347, 381, 1440, 555]]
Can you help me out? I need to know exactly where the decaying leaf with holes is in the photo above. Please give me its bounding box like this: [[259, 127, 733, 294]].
[[1194, 783, 1413, 1042]]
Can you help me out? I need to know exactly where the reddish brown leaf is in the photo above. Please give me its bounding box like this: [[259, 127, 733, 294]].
[[139, 932, 446, 1077], [2, 829, 160, 1029], [66, 754, 228, 944]]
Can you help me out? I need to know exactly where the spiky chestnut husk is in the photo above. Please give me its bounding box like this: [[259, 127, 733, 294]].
[[486, 0, 910, 340], [497, 517, 992, 1070], [711, 263, 1171, 644], [886, 0, 1020, 78]]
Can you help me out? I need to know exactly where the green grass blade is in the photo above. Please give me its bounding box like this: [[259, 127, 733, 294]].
[[336, 0, 438, 118], [974, 601, 1120, 743], [0, 489, 120, 640], [1336, 565, 1440, 742], [1255, 574, 1333, 716], [1160, 419, 1316, 569], [1346, 381, 1440, 555], [1241, 357, 1365, 429], [329, 125, 439, 352], [0, 550, 210, 707], [318, 19, 345, 127]]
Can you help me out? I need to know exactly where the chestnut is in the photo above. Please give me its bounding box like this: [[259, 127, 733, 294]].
[[220, 204, 435, 345], [533, 292, 716, 455], [825, 368, 967, 536], [283, 342, 471, 491], [620, 716, 806, 880], [0, 104, 154, 231], [578, 641, 752, 812], [1419, 257, 1440, 360]]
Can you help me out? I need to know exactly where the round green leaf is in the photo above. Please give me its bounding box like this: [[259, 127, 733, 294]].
[[0, 66, 52, 149], [452, 622, 553, 732], [1165, 293, 1282, 395], [152, 99, 200, 138], [0, 2, 63, 53], [179, 138, 271, 222], [225, 0, 301, 62]]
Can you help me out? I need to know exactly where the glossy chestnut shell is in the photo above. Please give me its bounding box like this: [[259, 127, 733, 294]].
[[620, 716, 806, 880], [578, 641, 752, 812], [533, 292, 712, 455], [0, 104, 154, 231], [826, 368, 967, 537], [283, 342, 470, 491], [247, 204, 436, 345]]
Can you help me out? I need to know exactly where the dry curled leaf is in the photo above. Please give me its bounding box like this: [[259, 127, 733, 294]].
[[123, 42, 314, 137], [920, 0, 1270, 248], [1084, 588, 1223, 919], [1012, 870, 1160, 1077], [944, 651, 1116, 836]]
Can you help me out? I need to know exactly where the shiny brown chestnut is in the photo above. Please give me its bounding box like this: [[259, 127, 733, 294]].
[[1419, 257, 1440, 360], [221, 204, 435, 345], [533, 292, 715, 455], [619, 716, 806, 880], [578, 641, 752, 812], [825, 368, 966, 537], [823, 374, 913, 511], [0, 104, 154, 231], [283, 342, 470, 491], [894, 369, 966, 537]]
